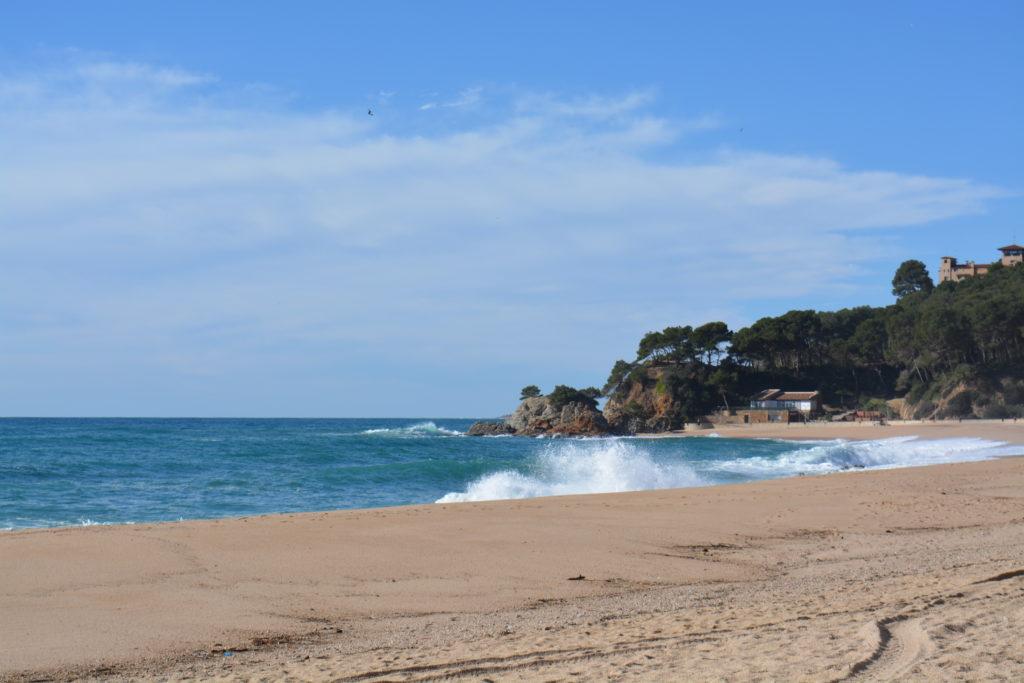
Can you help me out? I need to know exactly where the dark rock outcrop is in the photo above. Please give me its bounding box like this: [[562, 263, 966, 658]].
[[465, 421, 516, 436], [468, 396, 609, 437]]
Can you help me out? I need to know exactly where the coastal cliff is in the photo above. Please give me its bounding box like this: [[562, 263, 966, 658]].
[[603, 366, 691, 434]]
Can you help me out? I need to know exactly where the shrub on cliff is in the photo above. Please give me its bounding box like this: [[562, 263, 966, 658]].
[[603, 360, 633, 397], [548, 385, 598, 410], [519, 385, 542, 400]]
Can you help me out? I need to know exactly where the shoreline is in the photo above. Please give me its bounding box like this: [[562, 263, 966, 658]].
[[4, 420, 1024, 536], [5, 451, 1024, 680]]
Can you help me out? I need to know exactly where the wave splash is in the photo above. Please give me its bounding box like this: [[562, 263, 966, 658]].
[[713, 436, 1017, 477], [437, 439, 704, 503], [361, 421, 464, 437]]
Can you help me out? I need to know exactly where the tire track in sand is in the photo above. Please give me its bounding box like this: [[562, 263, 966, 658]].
[[843, 616, 931, 681], [839, 566, 1024, 681]]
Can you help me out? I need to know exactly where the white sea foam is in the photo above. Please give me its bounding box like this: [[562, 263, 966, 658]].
[[436, 439, 705, 503], [710, 436, 1019, 478], [361, 421, 463, 437], [78, 519, 113, 527], [437, 435, 1021, 504]]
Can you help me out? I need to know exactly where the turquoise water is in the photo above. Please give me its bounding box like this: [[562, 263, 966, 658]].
[[1, 418, 1017, 530]]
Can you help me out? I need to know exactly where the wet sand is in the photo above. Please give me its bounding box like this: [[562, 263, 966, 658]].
[[3, 426, 1024, 681]]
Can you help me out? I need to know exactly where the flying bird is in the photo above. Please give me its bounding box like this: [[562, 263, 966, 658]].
[[367, 109, 374, 116]]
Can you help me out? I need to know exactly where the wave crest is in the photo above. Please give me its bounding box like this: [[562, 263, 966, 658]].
[[436, 439, 704, 503], [361, 421, 463, 437]]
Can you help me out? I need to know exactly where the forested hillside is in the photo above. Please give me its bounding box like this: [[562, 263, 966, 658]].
[[598, 260, 1024, 432]]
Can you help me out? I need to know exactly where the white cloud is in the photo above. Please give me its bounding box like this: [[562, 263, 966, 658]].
[[444, 86, 482, 108], [0, 58, 1006, 414], [516, 89, 656, 119], [418, 86, 483, 111], [75, 61, 213, 88]]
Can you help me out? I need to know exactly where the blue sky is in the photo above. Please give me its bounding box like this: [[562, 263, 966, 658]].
[[1, 2, 1021, 417]]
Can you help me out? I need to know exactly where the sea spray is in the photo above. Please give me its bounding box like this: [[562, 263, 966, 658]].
[[436, 438, 705, 503]]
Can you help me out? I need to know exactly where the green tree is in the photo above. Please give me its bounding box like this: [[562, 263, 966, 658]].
[[636, 325, 694, 363], [892, 260, 934, 298], [548, 385, 598, 410], [660, 326, 695, 363], [691, 321, 732, 364], [519, 385, 542, 400], [636, 330, 666, 362], [603, 360, 633, 396]]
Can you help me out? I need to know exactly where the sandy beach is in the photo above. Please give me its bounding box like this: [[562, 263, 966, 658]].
[[4, 422, 1024, 681], [6, 3, 1020, 680]]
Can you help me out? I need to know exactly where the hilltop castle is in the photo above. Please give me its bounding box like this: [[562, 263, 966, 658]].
[[938, 244, 1024, 283]]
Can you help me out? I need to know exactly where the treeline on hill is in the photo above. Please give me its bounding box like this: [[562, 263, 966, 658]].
[[588, 259, 1024, 428]]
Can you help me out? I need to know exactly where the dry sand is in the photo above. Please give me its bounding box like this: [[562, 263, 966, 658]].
[[3, 422, 1024, 681]]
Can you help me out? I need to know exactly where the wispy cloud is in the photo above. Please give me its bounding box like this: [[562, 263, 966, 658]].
[[0, 57, 212, 102], [419, 86, 483, 111], [444, 86, 482, 108], [0, 58, 1006, 414], [75, 61, 213, 87], [516, 89, 656, 119]]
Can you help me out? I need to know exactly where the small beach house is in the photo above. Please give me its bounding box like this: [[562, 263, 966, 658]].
[[750, 389, 821, 415], [712, 389, 821, 425]]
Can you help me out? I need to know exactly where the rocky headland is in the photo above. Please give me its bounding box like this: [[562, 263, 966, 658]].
[[472, 259, 1024, 437], [468, 393, 609, 437], [467, 367, 704, 437]]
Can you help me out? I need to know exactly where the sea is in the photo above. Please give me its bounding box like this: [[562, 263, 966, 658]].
[[1, 418, 1019, 531]]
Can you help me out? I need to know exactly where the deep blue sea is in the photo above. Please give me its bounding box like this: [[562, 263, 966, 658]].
[[1, 418, 1018, 531]]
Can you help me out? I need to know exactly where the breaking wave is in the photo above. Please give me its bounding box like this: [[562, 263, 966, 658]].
[[360, 421, 463, 437], [711, 436, 1018, 478], [436, 435, 1020, 504], [436, 439, 705, 503]]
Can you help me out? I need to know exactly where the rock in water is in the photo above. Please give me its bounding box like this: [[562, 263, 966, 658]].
[[553, 401, 609, 436], [468, 396, 609, 437], [506, 396, 555, 433], [465, 421, 516, 436]]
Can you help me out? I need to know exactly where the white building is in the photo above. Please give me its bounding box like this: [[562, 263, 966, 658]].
[[750, 389, 821, 415]]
